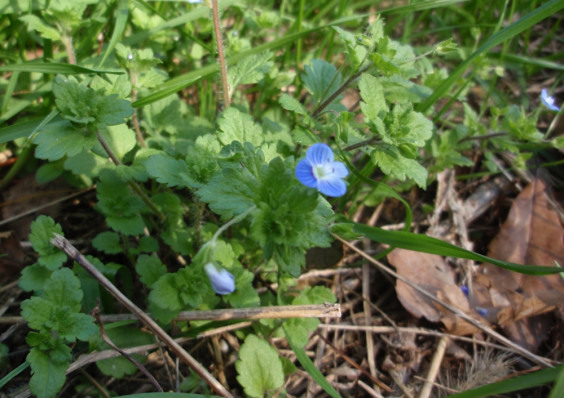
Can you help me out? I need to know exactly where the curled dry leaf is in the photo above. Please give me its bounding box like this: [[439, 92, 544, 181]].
[[387, 249, 486, 335], [471, 178, 564, 351]]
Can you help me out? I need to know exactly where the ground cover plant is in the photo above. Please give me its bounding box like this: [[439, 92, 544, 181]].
[[0, 0, 563, 397]]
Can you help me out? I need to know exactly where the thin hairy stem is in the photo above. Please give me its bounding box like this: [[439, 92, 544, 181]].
[[211, 0, 230, 109]]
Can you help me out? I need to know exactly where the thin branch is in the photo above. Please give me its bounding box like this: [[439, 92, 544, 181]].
[[50, 234, 233, 398]]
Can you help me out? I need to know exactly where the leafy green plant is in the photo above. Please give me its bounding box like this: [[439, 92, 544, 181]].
[[1, 0, 562, 397]]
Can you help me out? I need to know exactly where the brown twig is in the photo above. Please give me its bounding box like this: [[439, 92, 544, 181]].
[[92, 305, 163, 392], [418, 335, 449, 398], [50, 234, 234, 398]]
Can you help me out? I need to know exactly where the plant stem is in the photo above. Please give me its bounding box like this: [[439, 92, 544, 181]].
[[211, 205, 256, 243], [96, 131, 165, 222], [211, 0, 230, 109], [130, 72, 147, 147]]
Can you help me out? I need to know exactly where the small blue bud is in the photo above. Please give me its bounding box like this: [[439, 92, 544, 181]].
[[476, 307, 488, 316], [204, 263, 235, 295], [541, 88, 560, 112], [460, 286, 469, 297]]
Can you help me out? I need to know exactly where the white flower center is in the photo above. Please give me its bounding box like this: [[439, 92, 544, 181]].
[[313, 164, 333, 180]]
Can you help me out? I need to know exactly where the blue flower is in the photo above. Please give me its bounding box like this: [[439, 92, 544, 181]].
[[295, 143, 349, 197], [187, 0, 203, 3], [204, 263, 235, 295], [541, 88, 560, 112]]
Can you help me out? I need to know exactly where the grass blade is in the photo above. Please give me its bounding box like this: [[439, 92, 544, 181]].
[[0, 62, 124, 75], [98, 0, 129, 68], [446, 366, 563, 398], [417, 0, 564, 113], [353, 223, 563, 275]]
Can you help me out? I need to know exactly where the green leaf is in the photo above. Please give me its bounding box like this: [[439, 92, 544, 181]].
[[43, 268, 83, 310], [27, 347, 69, 398], [279, 93, 308, 115], [283, 287, 336, 347], [371, 145, 428, 188], [136, 254, 167, 288], [93, 231, 122, 254], [144, 154, 193, 188], [19, 14, 60, 41], [359, 73, 388, 121], [228, 51, 273, 96], [217, 108, 264, 147], [95, 169, 147, 235], [93, 326, 153, 378], [21, 297, 54, 332], [19, 264, 53, 292], [301, 59, 342, 105], [235, 335, 284, 398], [353, 223, 564, 275], [52, 75, 133, 128], [34, 120, 97, 161], [29, 216, 66, 270]]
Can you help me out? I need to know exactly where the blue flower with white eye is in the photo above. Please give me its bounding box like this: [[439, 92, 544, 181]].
[[204, 263, 235, 295], [541, 88, 560, 112], [295, 143, 349, 197]]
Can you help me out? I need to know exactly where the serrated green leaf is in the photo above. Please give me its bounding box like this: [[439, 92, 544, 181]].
[[371, 145, 428, 188], [34, 120, 97, 161], [144, 154, 193, 188], [301, 59, 342, 105], [29, 216, 66, 270], [43, 268, 83, 310], [136, 254, 167, 288], [52, 75, 133, 128], [228, 51, 273, 96], [235, 335, 284, 398], [19, 264, 53, 292], [21, 297, 54, 332], [19, 14, 60, 41], [359, 73, 388, 122], [63, 149, 109, 178], [279, 94, 307, 115], [217, 108, 264, 147], [93, 231, 122, 254], [27, 347, 69, 398]]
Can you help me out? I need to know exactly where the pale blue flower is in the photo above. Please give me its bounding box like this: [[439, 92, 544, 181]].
[[187, 0, 203, 3], [295, 143, 348, 197], [204, 263, 235, 295], [541, 88, 560, 112]]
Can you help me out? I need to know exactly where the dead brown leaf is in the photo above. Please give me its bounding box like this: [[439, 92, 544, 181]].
[[472, 178, 564, 351], [387, 249, 484, 334]]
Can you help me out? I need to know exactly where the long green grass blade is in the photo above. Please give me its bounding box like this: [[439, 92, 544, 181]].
[[0, 62, 124, 75], [417, 0, 564, 113], [284, 325, 342, 398], [0, 110, 59, 145], [0, 362, 29, 390], [446, 365, 563, 398], [98, 0, 129, 68], [353, 223, 563, 275]]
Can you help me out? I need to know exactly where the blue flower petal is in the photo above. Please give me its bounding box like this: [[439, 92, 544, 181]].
[[295, 158, 318, 188], [317, 178, 347, 197], [204, 263, 235, 295], [307, 143, 334, 165], [332, 162, 349, 178], [541, 88, 560, 112]]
